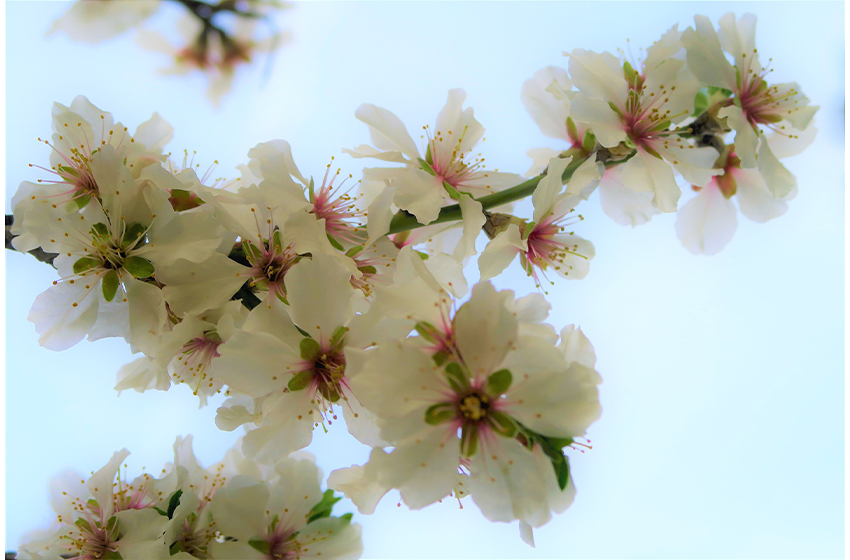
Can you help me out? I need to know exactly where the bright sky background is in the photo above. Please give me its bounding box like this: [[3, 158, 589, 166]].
[[4, 1, 845, 558]]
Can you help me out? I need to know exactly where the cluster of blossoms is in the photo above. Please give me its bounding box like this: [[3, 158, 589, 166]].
[[10, 11, 816, 554], [50, 0, 288, 103], [17, 437, 362, 559]]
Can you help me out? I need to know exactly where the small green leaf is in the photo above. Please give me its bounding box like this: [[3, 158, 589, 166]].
[[444, 362, 469, 393], [308, 177, 315, 200], [487, 369, 512, 395], [419, 158, 437, 176], [308, 489, 342, 523], [101, 551, 123, 560], [358, 265, 377, 275], [345, 245, 363, 258], [555, 455, 570, 490], [170, 541, 186, 555], [488, 410, 517, 438], [622, 60, 636, 82], [101, 270, 120, 302], [74, 518, 93, 533], [607, 101, 623, 117], [432, 350, 450, 367], [106, 515, 119, 534], [73, 257, 102, 274], [460, 424, 479, 457], [166, 489, 183, 519], [424, 403, 455, 425], [153, 506, 168, 516], [339, 512, 354, 524], [300, 337, 321, 361], [288, 370, 314, 392], [414, 321, 438, 343], [692, 89, 709, 117], [242, 240, 263, 265], [546, 437, 575, 450], [272, 230, 283, 254], [123, 256, 155, 278], [442, 181, 463, 201], [327, 234, 344, 251], [294, 324, 310, 338], [415, 250, 429, 260], [91, 222, 109, 238], [248, 539, 273, 555], [581, 130, 597, 153], [566, 117, 579, 143], [329, 326, 347, 350], [121, 223, 147, 250]]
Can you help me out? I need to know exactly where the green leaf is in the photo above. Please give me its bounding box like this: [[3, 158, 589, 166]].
[[556, 455, 570, 490], [242, 240, 263, 265], [91, 222, 109, 239], [566, 117, 579, 143], [327, 234, 344, 251], [121, 223, 147, 249], [73, 257, 102, 274], [102, 270, 120, 302], [692, 89, 709, 117], [442, 181, 463, 201], [487, 410, 517, 438], [444, 362, 469, 393], [300, 337, 321, 361], [248, 539, 273, 555], [272, 230, 283, 254], [123, 256, 155, 278], [424, 403, 455, 425], [418, 158, 437, 176], [487, 369, 512, 395], [288, 370, 314, 392], [545, 437, 575, 450], [329, 326, 347, 350], [166, 489, 183, 519], [308, 489, 342, 523], [460, 424, 479, 457], [581, 130, 597, 153]]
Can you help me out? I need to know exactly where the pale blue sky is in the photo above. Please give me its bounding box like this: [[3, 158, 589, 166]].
[[4, 1, 845, 558]]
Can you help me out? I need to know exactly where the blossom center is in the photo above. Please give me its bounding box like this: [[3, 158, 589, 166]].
[[458, 392, 490, 422]]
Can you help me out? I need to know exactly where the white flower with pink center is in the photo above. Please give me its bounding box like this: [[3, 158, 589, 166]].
[[328, 282, 601, 544], [479, 157, 596, 285], [309, 161, 368, 245], [213, 254, 392, 463], [681, 13, 818, 198], [568, 25, 722, 213], [343, 89, 524, 258]]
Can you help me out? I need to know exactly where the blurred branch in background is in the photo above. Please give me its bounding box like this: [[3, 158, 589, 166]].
[[49, 0, 290, 104]]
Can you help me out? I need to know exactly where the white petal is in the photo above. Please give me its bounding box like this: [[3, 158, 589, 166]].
[[656, 142, 722, 187], [558, 325, 597, 369], [159, 254, 248, 317], [570, 95, 627, 148], [681, 15, 737, 90], [134, 112, 174, 151], [210, 475, 270, 541], [757, 140, 796, 199], [621, 149, 681, 213], [598, 166, 660, 226], [766, 125, 817, 159], [521, 66, 573, 141], [355, 103, 420, 161], [454, 282, 517, 378], [28, 280, 100, 351], [342, 144, 409, 163], [565, 156, 604, 199], [243, 391, 315, 461], [719, 106, 758, 168], [675, 184, 738, 255], [215, 330, 298, 397], [734, 168, 788, 223], [391, 167, 445, 225], [365, 185, 397, 246], [452, 195, 485, 261], [567, 49, 627, 108], [525, 147, 562, 177], [532, 156, 572, 224], [287, 253, 354, 341], [478, 224, 526, 281]]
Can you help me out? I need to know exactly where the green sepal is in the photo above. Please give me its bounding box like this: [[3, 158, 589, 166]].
[[123, 256, 155, 278], [425, 144, 434, 165], [91, 222, 109, 239], [106, 515, 119, 534], [566, 117, 579, 144], [521, 222, 535, 240], [242, 240, 263, 265], [707, 86, 733, 97], [272, 230, 283, 254], [327, 234, 344, 251], [444, 362, 470, 393], [535, 433, 572, 491], [167, 189, 204, 212], [487, 369, 512, 395], [424, 403, 455, 425], [288, 370, 314, 392], [121, 223, 147, 250], [248, 539, 273, 555], [339, 512, 354, 524], [414, 321, 437, 343], [166, 489, 183, 519], [308, 176, 315, 200], [345, 245, 363, 258], [101, 270, 120, 302], [294, 324, 311, 338], [622, 60, 637, 82], [643, 145, 664, 160], [608, 101, 623, 117], [581, 130, 597, 153], [153, 506, 168, 516], [487, 410, 517, 438], [545, 437, 575, 449], [307, 489, 342, 523], [650, 119, 673, 133], [74, 518, 94, 533], [358, 265, 377, 275], [432, 350, 450, 367], [460, 424, 479, 457], [169, 541, 186, 555], [300, 337, 321, 361], [442, 181, 463, 201], [101, 551, 123, 560], [74, 195, 91, 210], [329, 326, 347, 350], [73, 257, 102, 274], [415, 250, 429, 260], [419, 158, 437, 176], [692, 89, 709, 117]]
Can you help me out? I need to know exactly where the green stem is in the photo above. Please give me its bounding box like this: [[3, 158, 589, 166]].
[[387, 154, 609, 235]]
